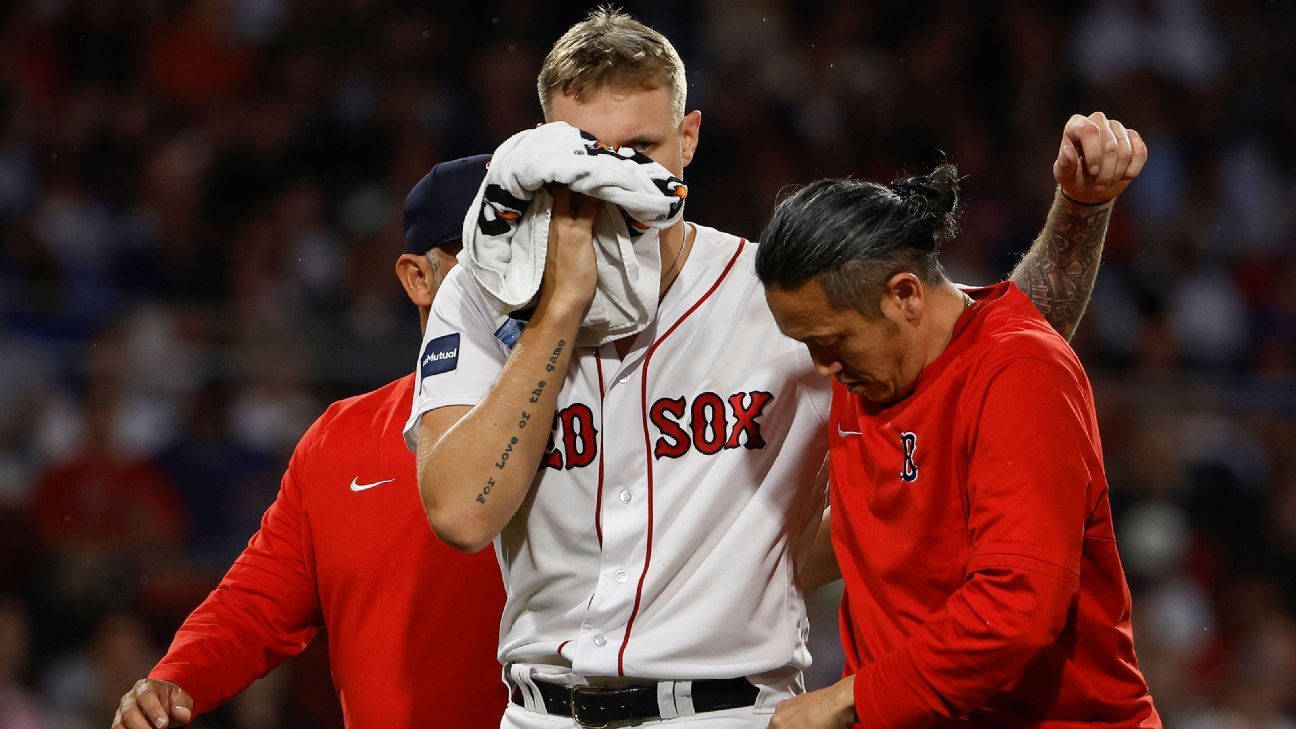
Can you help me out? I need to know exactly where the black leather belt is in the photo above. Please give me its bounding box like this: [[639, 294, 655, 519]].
[[510, 677, 759, 727]]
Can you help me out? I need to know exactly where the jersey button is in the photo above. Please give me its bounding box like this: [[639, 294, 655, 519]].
[[618, 490, 633, 504], [618, 374, 630, 385], [593, 633, 608, 647], [613, 569, 628, 583]]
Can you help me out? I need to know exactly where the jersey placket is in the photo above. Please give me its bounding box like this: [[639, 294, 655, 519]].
[[570, 337, 656, 677]]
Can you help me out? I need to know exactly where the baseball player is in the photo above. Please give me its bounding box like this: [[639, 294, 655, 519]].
[[757, 131, 1159, 726], [111, 156, 506, 729], [407, 10, 1125, 729]]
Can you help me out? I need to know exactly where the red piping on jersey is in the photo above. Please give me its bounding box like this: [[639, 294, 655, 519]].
[[594, 352, 606, 547], [558, 640, 572, 659], [617, 238, 748, 676]]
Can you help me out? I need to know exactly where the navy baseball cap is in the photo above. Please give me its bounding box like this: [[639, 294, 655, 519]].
[[403, 154, 491, 254]]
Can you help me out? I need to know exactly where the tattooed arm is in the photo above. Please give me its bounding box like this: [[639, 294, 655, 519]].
[[417, 188, 599, 552], [1009, 193, 1112, 341], [1009, 112, 1148, 341]]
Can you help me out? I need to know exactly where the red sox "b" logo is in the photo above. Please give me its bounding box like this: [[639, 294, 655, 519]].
[[900, 432, 919, 483]]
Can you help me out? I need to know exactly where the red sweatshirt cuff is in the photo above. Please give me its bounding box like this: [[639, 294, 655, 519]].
[[853, 645, 942, 729], [149, 661, 216, 715]]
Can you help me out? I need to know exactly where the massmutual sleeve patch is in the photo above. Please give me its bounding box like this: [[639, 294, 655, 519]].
[[420, 333, 461, 378]]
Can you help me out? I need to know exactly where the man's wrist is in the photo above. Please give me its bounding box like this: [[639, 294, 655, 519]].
[[1057, 187, 1116, 211], [531, 292, 589, 330], [833, 675, 858, 725]]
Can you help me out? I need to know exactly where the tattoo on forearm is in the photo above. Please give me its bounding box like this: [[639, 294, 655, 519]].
[[546, 339, 566, 373], [493, 435, 519, 471], [478, 339, 567, 505], [1011, 191, 1112, 341], [479, 410, 532, 503], [476, 477, 495, 504], [480, 425, 520, 504]]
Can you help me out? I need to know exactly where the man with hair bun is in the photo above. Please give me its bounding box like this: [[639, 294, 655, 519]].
[[757, 135, 1160, 726]]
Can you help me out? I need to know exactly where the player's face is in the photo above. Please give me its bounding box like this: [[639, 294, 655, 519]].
[[766, 278, 925, 404], [548, 85, 700, 178]]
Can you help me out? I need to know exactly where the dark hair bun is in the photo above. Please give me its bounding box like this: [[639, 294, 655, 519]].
[[888, 163, 961, 249]]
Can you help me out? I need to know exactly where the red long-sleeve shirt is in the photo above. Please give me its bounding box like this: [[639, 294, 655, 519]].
[[829, 282, 1160, 728], [150, 375, 506, 727]]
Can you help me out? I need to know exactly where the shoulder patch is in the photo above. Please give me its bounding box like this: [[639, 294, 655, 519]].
[[420, 333, 461, 378], [494, 318, 527, 349]]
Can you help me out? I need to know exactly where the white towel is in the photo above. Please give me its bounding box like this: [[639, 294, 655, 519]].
[[460, 121, 688, 347]]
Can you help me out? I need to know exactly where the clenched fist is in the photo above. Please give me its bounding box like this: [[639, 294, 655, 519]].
[[1054, 111, 1148, 205]]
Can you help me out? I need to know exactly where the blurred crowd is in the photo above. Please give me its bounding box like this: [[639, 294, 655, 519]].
[[0, 0, 1292, 726]]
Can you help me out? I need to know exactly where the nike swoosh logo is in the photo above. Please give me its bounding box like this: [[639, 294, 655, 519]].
[[836, 424, 863, 437], [349, 477, 395, 492]]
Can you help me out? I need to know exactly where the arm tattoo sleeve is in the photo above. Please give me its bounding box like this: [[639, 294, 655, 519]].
[[1009, 190, 1113, 341]]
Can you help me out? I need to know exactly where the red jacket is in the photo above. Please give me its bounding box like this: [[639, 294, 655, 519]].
[[151, 375, 507, 727], [830, 283, 1160, 728]]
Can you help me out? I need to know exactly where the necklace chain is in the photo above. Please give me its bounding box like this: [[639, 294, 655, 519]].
[[661, 224, 690, 282]]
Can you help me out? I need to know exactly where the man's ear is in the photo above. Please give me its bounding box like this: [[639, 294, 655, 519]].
[[886, 272, 925, 323], [680, 110, 701, 168], [395, 254, 435, 308]]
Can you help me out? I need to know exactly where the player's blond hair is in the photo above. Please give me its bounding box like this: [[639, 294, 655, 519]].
[[537, 7, 687, 122]]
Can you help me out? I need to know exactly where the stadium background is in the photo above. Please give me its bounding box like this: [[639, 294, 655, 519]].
[[1, 1, 1293, 726]]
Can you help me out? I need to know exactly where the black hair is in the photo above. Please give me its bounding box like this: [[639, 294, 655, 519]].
[[755, 163, 962, 317]]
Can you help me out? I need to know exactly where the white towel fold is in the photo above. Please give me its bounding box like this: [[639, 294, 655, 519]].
[[460, 121, 688, 347]]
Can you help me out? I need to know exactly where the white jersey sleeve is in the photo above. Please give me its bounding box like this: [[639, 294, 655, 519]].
[[403, 266, 510, 452]]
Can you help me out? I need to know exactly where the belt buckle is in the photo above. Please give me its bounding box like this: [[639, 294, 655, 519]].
[[570, 685, 611, 729]]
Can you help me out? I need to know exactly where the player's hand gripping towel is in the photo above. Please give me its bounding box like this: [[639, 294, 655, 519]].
[[461, 121, 687, 346]]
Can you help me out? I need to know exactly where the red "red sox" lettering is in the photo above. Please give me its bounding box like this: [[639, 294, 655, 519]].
[[542, 404, 597, 471], [541, 392, 775, 470], [650, 391, 775, 460]]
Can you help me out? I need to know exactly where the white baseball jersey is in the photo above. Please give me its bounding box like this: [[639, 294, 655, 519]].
[[405, 224, 830, 684]]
